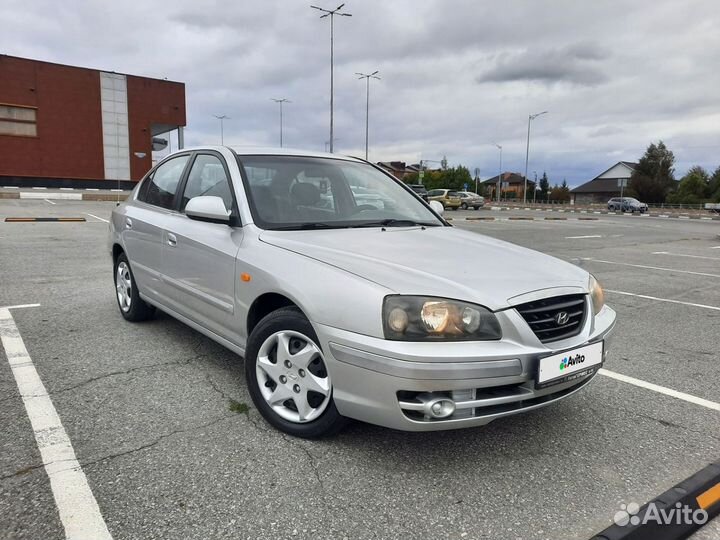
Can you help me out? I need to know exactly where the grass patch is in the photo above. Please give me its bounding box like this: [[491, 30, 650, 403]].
[[228, 399, 250, 414]]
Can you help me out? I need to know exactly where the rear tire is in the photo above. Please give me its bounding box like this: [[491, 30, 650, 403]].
[[114, 252, 155, 322], [460, 203, 468, 210], [245, 307, 348, 438]]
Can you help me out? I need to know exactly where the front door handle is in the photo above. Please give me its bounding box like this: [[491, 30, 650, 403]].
[[167, 233, 177, 247], [125, 218, 132, 229]]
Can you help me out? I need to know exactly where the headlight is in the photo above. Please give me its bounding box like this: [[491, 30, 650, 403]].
[[382, 296, 502, 341], [589, 274, 605, 314]]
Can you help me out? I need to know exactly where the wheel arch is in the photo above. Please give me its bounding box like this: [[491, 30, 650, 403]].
[[246, 292, 309, 337]]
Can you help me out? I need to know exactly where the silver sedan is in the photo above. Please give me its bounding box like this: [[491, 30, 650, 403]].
[[109, 147, 616, 438]]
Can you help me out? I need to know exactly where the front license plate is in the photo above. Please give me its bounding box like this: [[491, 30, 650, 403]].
[[536, 341, 604, 389]]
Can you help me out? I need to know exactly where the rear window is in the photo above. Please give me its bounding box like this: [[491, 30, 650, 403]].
[[448, 191, 459, 197]]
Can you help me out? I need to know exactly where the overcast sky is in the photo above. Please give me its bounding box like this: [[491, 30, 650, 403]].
[[3, 0, 720, 186]]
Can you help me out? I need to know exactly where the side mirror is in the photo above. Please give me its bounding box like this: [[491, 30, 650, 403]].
[[185, 196, 231, 223], [429, 200, 444, 216]]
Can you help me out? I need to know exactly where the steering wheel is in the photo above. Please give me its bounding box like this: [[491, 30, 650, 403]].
[[352, 204, 378, 214]]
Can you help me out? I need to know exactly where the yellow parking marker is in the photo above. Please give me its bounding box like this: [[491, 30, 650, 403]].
[[697, 482, 720, 510]]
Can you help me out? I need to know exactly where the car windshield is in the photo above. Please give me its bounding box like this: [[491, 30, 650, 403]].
[[237, 155, 443, 230]]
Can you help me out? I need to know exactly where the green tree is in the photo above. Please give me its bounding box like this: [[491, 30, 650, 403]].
[[629, 141, 676, 203], [549, 181, 570, 202], [666, 166, 710, 204], [709, 166, 720, 202], [539, 172, 550, 199]]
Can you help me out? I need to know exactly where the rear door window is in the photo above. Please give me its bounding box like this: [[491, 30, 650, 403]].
[[142, 155, 190, 209]]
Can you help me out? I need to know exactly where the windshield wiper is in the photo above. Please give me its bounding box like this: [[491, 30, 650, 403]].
[[269, 222, 348, 231], [349, 218, 440, 228]]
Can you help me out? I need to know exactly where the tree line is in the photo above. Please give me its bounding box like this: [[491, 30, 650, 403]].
[[628, 141, 720, 204]]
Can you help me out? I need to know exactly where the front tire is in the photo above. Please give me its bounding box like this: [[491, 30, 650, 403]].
[[114, 252, 155, 322], [460, 203, 468, 210], [245, 307, 347, 438]]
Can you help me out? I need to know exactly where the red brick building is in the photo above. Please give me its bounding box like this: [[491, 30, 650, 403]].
[[0, 55, 186, 188]]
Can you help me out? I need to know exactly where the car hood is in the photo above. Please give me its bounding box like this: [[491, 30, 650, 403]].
[[259, 226, 589, 310]]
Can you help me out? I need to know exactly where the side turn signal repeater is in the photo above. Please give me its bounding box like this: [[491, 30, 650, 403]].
[[240, 273, 252, 282]]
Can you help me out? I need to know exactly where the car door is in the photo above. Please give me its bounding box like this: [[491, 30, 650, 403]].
[[160, 152, 243, 341], [122, 154, 191, 303]]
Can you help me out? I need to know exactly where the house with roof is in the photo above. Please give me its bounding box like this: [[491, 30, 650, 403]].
[[481, 172, 535, 200], [570, 161, 637, 204]]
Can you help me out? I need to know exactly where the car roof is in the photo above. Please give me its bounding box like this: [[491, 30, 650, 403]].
[[170, 145, 366, 163]]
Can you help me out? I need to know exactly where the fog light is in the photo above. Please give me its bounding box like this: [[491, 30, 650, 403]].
[[425, 397, 455, 419]]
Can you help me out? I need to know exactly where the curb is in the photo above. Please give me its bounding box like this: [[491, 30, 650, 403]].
[[5, 217, 86, 222], [578, 217, 599, 220], [544, 217, 568, 220], [508, 217, 534, 220], [466, 216, 496, 221], [590, 460, 720, 539]]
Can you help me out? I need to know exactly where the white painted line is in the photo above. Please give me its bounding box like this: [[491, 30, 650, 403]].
[[599, 369, 720, 412], [20, 192, 82, 201], [44, 199, 56, 205], [651, 251, 720, 261], [581, 258, 720, 278], [86, 188, 99, 191], [59, 188, 74, 191], [593, 211, 601, 214], [85, 213, 109, 223], [566, 235, 602, 239], [31, 186, 47, 190], [605, 289, 720, 311], [110, 189, 122, 192], [3, 186, 19, 189], [0, 307, 113, 540], [711, 246, 720, 250], [4, 303, 41, 310]]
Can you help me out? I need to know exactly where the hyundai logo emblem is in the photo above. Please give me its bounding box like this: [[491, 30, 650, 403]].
[[555, 311, 569, 325]]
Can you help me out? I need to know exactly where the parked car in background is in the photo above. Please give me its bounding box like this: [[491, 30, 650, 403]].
[[457, 191, 485, 210], [607, 197, 648, 213], [407, 183, 428, 202], [427, 188, 462, 210], [109, 147, 615, 438]]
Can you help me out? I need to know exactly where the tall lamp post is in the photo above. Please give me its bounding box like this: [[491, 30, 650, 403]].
[[523, 110, 548, 203], [311, 3, 352, 154], [213, 114, 229, 145], [494, 143, 502, 202], [270, 98, 291, 147], [356, 71, 380, 160]]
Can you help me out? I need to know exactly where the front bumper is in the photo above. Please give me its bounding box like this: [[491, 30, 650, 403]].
[[314, 304, 616, 431]]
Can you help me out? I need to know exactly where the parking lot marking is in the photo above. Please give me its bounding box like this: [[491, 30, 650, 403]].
[[651, 251, 720, 261], [565, 235, 602, 239], [44, 199, 56, 205], [599, 369, 720, 412], [0, 306, 113, 540], [582, 258, 720, 278], [85, 213, 109, 223], [605, 289, 720, 311]]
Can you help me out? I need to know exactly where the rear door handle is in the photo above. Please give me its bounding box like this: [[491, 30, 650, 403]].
[[167, 233, 177, 247], [125, 218, 132, 229]]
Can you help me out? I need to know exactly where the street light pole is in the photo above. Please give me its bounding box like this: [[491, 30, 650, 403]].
[[270, 98, 291, 147], [213, 115, 229, 145], [523, 110, 548, 204], [494, 143, 502, 202], [356, 71, 380, 161], [311, 3, 352, 154]]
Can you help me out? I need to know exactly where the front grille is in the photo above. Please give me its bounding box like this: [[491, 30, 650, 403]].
[[515, 294, 587, 343]]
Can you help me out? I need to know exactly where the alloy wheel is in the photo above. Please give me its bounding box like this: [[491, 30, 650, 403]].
[[116, 261, 132, 312]]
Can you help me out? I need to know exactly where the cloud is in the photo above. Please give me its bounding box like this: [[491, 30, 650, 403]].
[[476, 42, 610, 86], [1, 0, 719, 185]]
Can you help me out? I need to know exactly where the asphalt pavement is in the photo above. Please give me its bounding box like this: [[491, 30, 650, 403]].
[[1, 199, 719, 539]]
